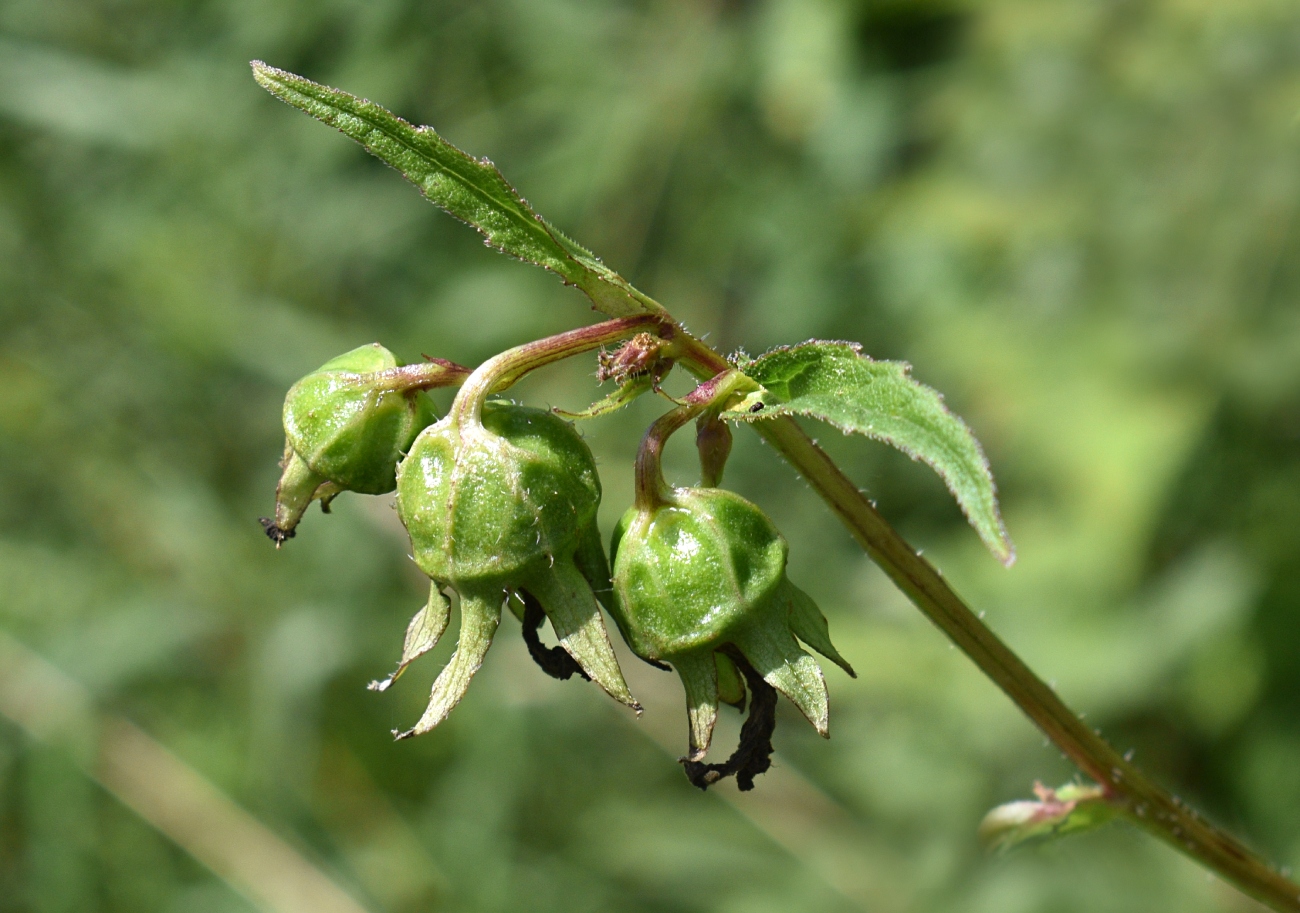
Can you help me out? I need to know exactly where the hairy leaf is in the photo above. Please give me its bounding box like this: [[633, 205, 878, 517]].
[[727, 342, 1014, 564], [251, 62, 659, 319]]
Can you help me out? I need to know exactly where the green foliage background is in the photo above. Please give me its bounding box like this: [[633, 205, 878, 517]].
[[2, 1, 1299, 911]]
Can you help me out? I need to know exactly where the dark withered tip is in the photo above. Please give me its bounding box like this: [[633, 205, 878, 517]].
[[680, 649, 776, 792], [259, 518, 295, 545]]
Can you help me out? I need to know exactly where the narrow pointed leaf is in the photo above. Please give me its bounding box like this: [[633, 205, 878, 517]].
[[251, 62, 659, 319], [727, 341, 1014, 565]]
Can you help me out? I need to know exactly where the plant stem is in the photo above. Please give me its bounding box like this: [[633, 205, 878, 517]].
[[668, 331, 1300, 912], [633, 369, 754, 510], [363, 357, 471, 393], [451, 315, 665, 426]]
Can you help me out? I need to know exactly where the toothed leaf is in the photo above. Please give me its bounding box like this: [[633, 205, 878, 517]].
[[727, 341, 1014, 565]]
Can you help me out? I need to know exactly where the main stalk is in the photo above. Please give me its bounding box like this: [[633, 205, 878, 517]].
[[666, 330, 1300, 912]]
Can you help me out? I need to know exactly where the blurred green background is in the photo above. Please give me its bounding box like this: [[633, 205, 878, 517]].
[[2, 1, 1299, 911]]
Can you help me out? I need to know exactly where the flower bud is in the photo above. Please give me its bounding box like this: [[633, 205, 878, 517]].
[[263, 344, 438, 544], [979, 782, 1116, 851], [389, 400, 637, 736], [609, 486, 854, 767], [694, 413, 733, 489]]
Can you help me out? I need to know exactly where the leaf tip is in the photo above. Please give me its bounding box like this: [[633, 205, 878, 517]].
[[978, 505, 1015, 567], [250, 60, 290, 94], [970, 512, 1015, 567], [999, 541, 1017, 568]]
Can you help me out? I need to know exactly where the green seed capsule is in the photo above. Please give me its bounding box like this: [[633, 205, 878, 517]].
[[399, 403, 602, 584], [388, 401, 637, 736], [264, 344, 438, 543], [610, 486, 854, 763]]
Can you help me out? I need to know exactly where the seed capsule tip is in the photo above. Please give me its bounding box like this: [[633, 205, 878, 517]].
[[259, 518, 294, 547]]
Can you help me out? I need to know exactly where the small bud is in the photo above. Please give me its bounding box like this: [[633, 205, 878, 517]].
[[695, 413, 733, 488], [979, 782, 1117, 851], [262, 344, 439, 544]]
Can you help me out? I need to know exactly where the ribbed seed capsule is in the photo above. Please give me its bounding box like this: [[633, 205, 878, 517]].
[[601, 375, 853, 789], [264, 344, 439, 544], [387, 401, 637, 736], [337, 320, 659, 738], [610, 486, 854, 765]]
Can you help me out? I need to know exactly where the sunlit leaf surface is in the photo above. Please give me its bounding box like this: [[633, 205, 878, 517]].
[[730, 341, 1013, 563]]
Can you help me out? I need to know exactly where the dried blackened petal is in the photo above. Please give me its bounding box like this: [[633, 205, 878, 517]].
[[681, 650, 777, 792]]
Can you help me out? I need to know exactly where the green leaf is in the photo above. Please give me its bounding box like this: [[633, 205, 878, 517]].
[[250, 62, 659, 319], [726, 341, 1014, 564]]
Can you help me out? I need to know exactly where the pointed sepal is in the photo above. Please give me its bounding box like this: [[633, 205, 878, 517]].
[[395, 588, 501, 738], [783, 581, 855, 678], [673, 651, 719, 762], [524, 557, 639, 711], [572, 520, 616, 615], [261, 449, 336, 545], [369, 584, 452, 692], [735, 618, 830, 738]]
